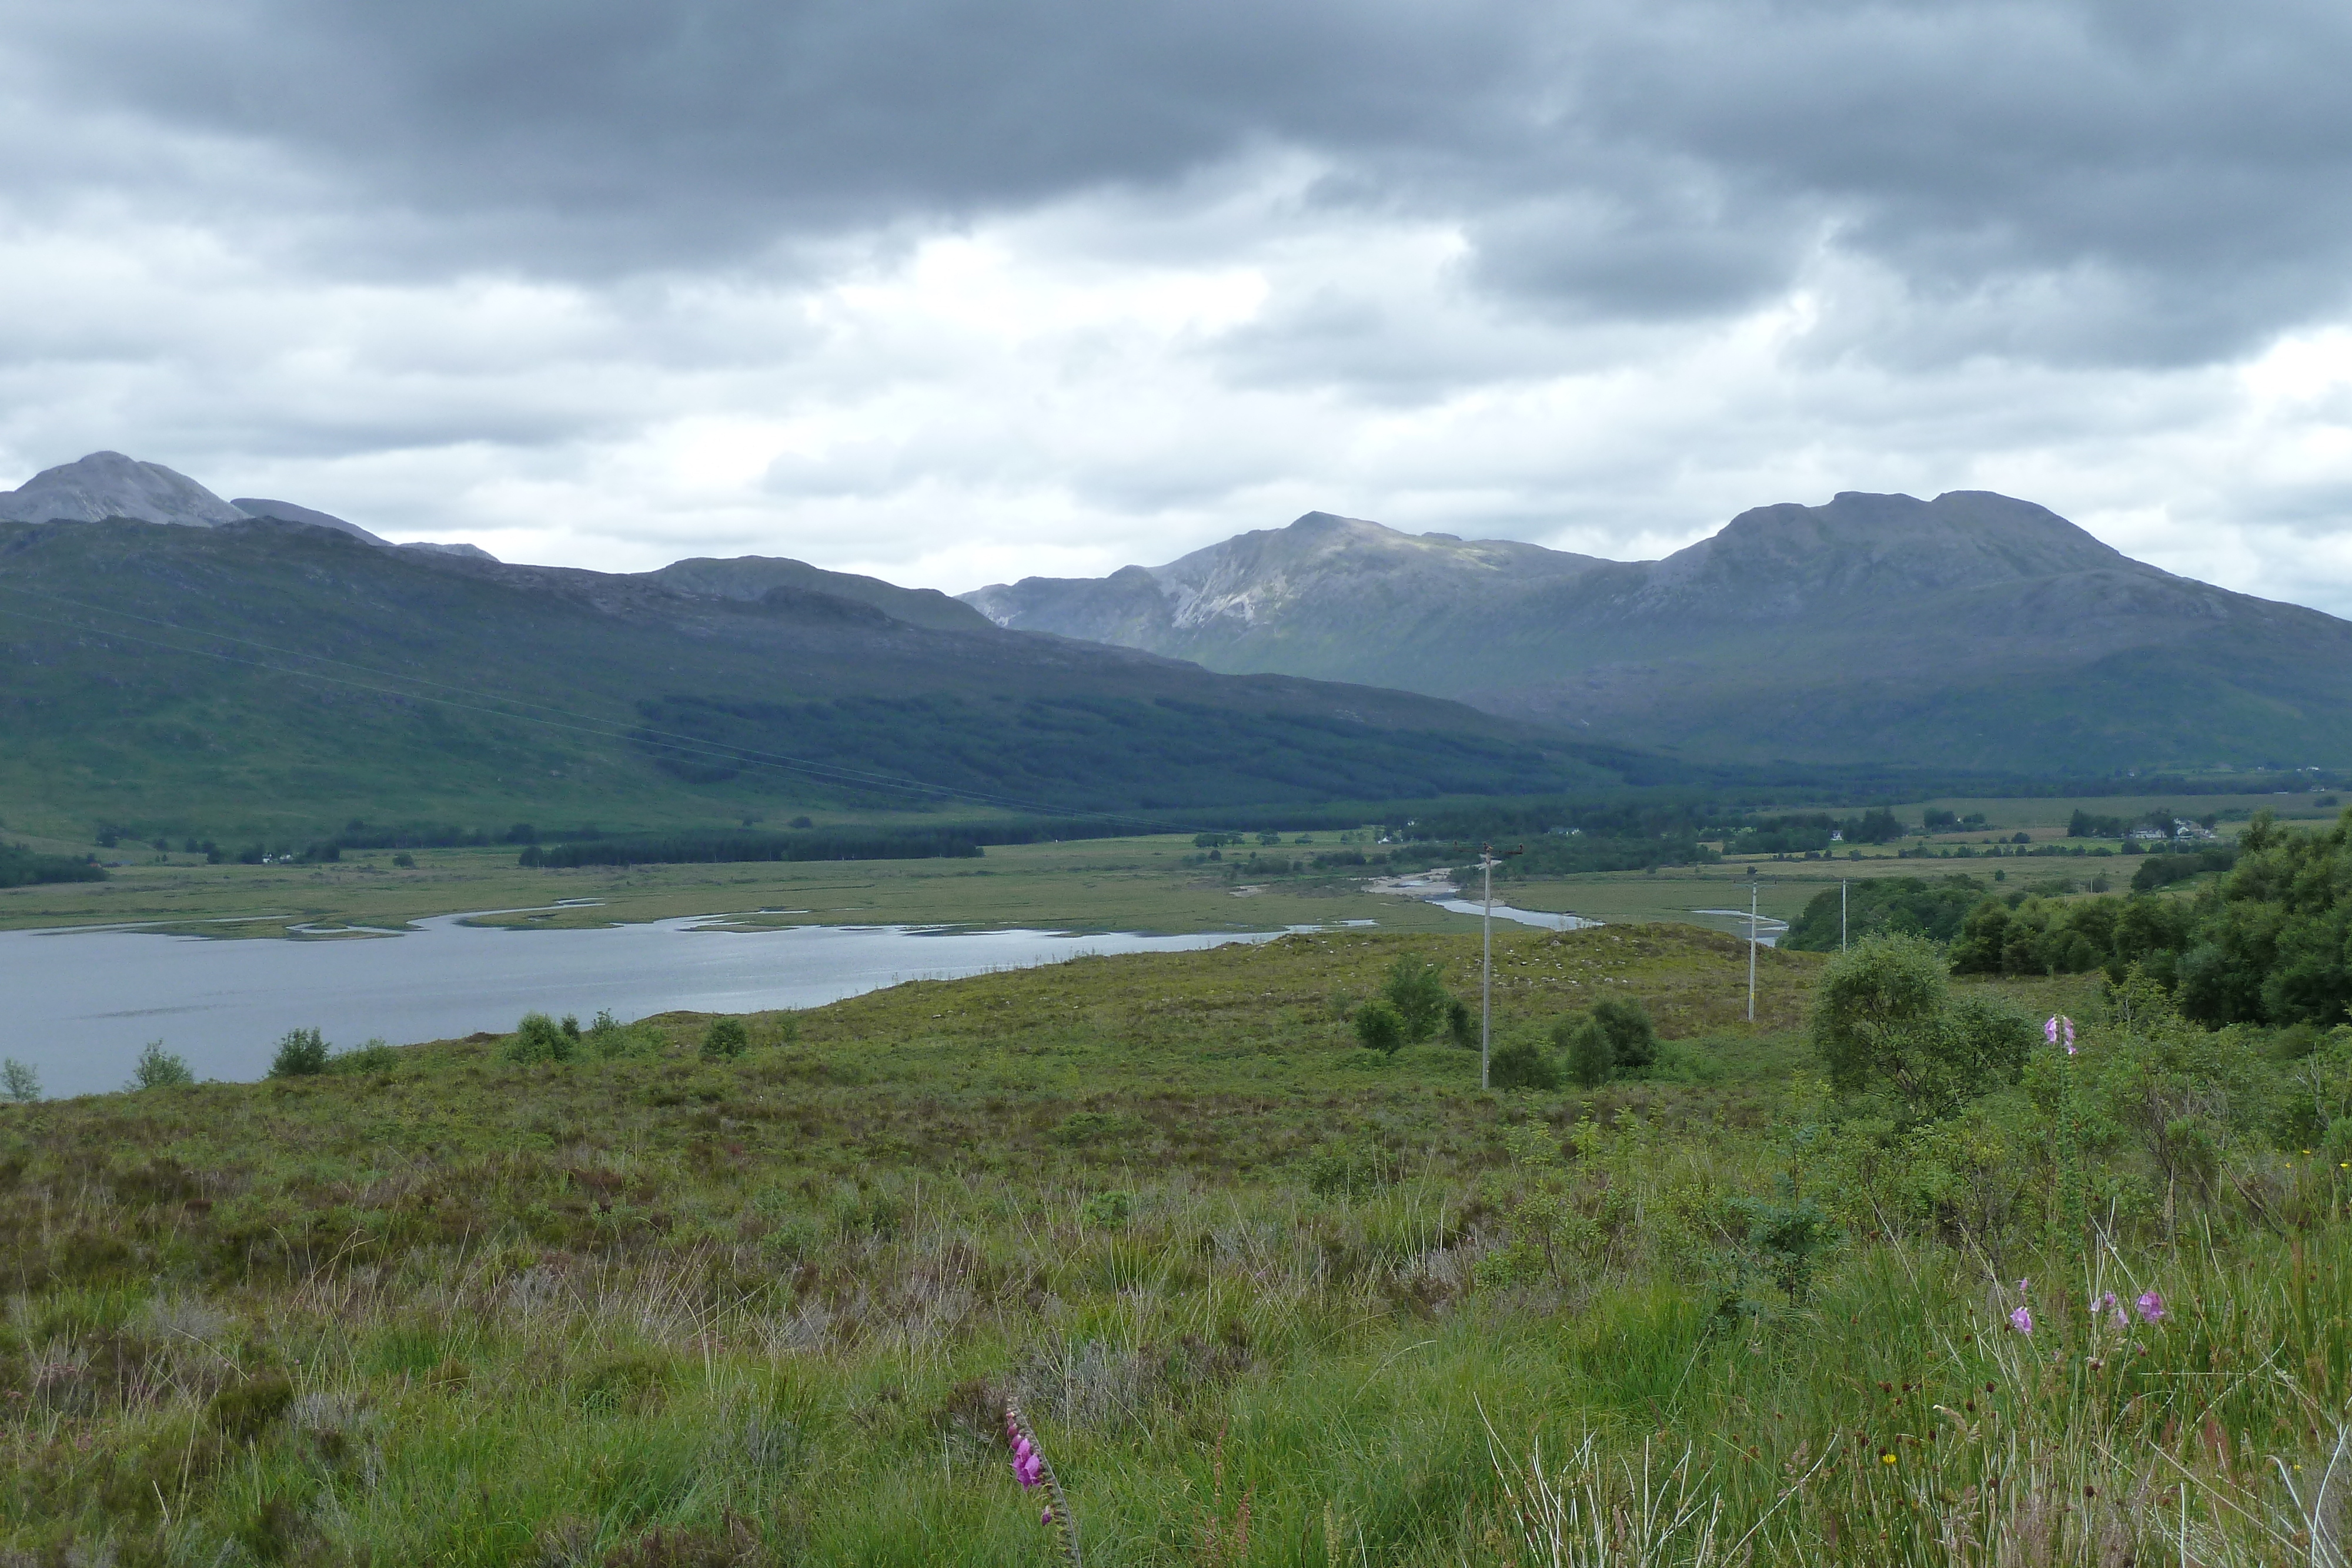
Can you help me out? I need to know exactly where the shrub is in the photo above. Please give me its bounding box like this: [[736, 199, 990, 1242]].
[[1446, 997, 1475, 1048], [390, 852, 415, 868], [586, 1009, 659, 1060], [1489, 1038, 1561, 1092], [503, 1012, 577, 1064], [700, 1017, 750, 1060], [1561, 1018, 1614, 1087], [1551, 998, 1657, 1086], [1811, 935, 2030, 1124], [1381, 955, 1453, 1042], [1589, 998, 1657, 1070], [329, 1038, 399, 1075], [1352, 999, 1406, 1055], [268, 1027, 330, 1078], [1083, 1189, 1134, 1226], [129, 1041, 194, 1089], [0, 1058, 41, 1103]]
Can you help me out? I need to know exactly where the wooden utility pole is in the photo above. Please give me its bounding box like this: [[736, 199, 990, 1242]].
[[1477, 842, 1522, 1089], [1841, 880, 1848, 952], [1481, 844, 1495, 1089], [1747, 880, 1758, 1023]]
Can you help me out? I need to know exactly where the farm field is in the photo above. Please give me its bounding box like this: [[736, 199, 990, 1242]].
[[1, 920, 2340, 1564]]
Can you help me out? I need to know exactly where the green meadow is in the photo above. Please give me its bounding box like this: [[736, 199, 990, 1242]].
[[2, 915, 2344, 1565]]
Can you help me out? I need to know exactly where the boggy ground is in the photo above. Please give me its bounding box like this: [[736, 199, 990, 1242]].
[[0, 924, 2338, 1566]]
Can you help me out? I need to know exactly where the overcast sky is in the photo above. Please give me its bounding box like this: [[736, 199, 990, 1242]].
[[4, 1, 2351, 612]]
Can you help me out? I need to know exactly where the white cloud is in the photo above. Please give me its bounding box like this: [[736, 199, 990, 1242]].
[[1, 5, 2350, 620]]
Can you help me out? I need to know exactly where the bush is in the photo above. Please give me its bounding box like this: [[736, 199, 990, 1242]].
[[1551, 998, 1657, 1086], [129, 1041, 194, 1089], [503, 1012, 578, 1064], [1352, 999, 1406, 1055], [330, 1038, 399, 1075], [1, 1058, 41, 1103], [585, 1009, 659, 1060], [1381, 956, 1454, 1043], [1082, 1189, 1134, 1226], [1589, 998, 1657, 1071], [1811, 935, 2030, 1124], [700, 1017, 750, 1060], [1561, 1018, 1614, 1087], [1446, 997, 1475, 1048], [1489, 1038, 1561, 1092], [268, 1027, 330, 1078]]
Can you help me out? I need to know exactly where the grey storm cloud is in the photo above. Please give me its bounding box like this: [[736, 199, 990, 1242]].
[[11, 0, 2352, 363], [4, 0, 2351, 621]]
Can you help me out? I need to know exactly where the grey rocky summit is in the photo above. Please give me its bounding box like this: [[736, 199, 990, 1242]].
[[0, 452, 246, 526], [0, 450, 496, 558]]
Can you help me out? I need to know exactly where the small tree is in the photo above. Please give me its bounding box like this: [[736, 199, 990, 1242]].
[[1446, 998, 1475, 1048], [1812, 934, 2030, 1124], [129, 1041, 194, 1089], [268, 1027, 330, 1078], [1558, 1017, 1612, 1087], [1, 1058, 41, 1103], [1352, 999, 1406, 1055], [1381, 956, 1452, 1043], [700, 1017, 750, 1060]]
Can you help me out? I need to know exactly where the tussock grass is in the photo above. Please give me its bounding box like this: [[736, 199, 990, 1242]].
[[0, 926, 2338, 1563]]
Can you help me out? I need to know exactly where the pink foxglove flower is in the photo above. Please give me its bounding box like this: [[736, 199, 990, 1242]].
[[2046, 1015, 2076, 1054], [2136, 1289, 2165, 1324], [2009, 1304, 2034, 1335], [1004, 1399, 1081, 1566]]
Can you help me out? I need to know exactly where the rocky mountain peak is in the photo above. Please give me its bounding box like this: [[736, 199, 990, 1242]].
[[0, 451, 246, 527]]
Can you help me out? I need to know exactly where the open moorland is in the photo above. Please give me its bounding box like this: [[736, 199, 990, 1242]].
[[3, 908, 2346, 1565]]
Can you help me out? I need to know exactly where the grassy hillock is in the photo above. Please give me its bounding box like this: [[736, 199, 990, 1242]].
[[2, 925, 2345, 1564]]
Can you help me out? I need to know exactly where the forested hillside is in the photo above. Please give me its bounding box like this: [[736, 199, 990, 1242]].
[[0, 516, 1629, 844]]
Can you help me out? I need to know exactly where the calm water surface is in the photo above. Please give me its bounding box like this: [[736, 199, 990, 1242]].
[[0, 912, 1288, 1097], [1428, 899, 1597, 932]]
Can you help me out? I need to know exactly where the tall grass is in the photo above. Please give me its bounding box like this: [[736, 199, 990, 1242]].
[[0, 927, 2337, 1563]]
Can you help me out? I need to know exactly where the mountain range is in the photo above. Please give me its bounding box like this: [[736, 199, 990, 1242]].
[[0, 454, 1631, 842], [964, 493, 2352, 771]]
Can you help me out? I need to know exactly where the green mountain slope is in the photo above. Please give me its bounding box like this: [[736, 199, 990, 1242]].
[[0, 516, 1638, 843], [963, 492, 2352, 771]]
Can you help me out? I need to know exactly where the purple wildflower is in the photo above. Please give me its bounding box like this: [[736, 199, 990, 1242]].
[[1003, 1399, 1081, 1566], [2009, 1304, 2034, 1335], [2096, 1291, 2127, 1328], [2136, 1289, 2165, 1325]]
